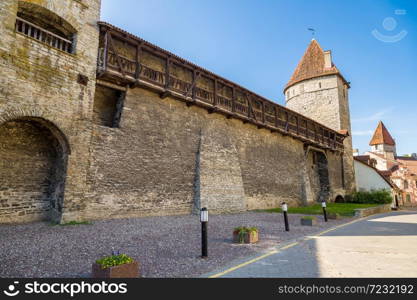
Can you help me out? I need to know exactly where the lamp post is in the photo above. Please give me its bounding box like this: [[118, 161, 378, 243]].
[[200, 207, 208, 258], [281, 202, 289, 231], [322, 201, 328, 222]]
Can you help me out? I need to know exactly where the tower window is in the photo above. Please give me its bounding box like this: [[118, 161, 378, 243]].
[[318, 82, 322, 89], [15, 1, 76, 53]]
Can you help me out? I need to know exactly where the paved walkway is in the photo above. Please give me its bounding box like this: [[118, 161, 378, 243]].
[[206, 210, 417, 277], [0, 212, 349, 278]]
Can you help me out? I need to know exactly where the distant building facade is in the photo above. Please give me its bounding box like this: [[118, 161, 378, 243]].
[[354, 121, 417, 206], [353, 157, 399, 207]]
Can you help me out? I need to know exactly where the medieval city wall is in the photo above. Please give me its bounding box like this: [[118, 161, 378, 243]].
[[0, 0, 349, 224], [72, 86, 347, 221]]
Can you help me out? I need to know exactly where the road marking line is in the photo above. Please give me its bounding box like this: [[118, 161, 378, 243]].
[[315, 218, 363, 237], [208, 250, 279, 278], [208, 217, 368, 278], [279, 242, 299, 250], [209, 242, 299, 278]]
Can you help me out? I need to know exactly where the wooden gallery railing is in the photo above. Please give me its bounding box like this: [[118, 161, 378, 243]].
[[97, 22, 346, 151]]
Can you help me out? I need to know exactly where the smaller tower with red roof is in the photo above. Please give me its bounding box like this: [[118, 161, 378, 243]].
[[369, 121, 397, 160]]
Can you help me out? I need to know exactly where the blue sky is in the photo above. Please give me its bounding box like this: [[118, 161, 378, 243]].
[[101, 0, 416, 155]]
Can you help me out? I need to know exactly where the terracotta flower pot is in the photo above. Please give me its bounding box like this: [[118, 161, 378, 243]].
[[233, 230, 259, 244], [92, 261, 140, 278]]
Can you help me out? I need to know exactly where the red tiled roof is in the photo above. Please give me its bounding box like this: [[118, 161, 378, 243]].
[[355, 155, 370, 162], [396, 156, 417, 175], [338, 129, 349, 136], [284, 39, 349, 91], [379, 170, 393, 177], [369, 121, 395, 146]]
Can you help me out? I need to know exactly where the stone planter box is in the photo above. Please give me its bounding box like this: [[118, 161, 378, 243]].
[[233, 230, 259, 244], [354, 204, 392, 218], [300, 217, 317, 226], [327, 212, 340, 220], [92, 261, 140, 278]]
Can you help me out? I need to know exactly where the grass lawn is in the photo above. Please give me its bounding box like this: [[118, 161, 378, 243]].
[[262, 203, 380, 217]]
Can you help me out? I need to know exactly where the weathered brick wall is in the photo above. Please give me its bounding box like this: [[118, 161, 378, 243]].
[[0, 0, 101, 223], [195, 128, 246, 213], [75, 86, 346, 220], [0, 120, 60, 222]]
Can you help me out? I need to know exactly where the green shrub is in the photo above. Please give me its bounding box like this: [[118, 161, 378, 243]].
[[347, 190, 392, 204], [96, 254, 134, 269], [50, 220, 92, 226], [233, 226, 258, 243]]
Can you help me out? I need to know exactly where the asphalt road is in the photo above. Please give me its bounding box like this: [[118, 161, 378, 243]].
[[207, 210, 417, 277]]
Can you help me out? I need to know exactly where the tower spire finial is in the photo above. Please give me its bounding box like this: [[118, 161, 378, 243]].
[[308, 28, 316, 40]]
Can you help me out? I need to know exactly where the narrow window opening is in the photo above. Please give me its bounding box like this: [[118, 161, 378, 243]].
[[15, 1, 76, 53], [93, 85, 126, 128]]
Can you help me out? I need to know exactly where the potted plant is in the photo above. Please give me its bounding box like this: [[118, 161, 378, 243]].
[[300, 216, 317, 226], [92, 253, 140, 278], [233, 226, 259, 244]]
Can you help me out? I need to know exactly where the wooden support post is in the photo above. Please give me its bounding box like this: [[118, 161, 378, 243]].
[[165, 56, 171, 89], [261, 101, 265, 124], [134, 43, 142, 80], [305, 120, 308, 139], [107, 32, 126, 77], [232, 87, 236, 112], [285, 112, 289, 131], [247, 94, 252, 119], [274, 107, 278, 128], [245, 94, 256, 122], [213, 79, 217, 106], [296, 116, 299, 135], [192, 69, 197, 101], [185, 69, 200, 99], [103, 30, 109, 71]]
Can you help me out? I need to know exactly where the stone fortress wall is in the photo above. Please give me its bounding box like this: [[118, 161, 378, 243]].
[[0, 0, 352, 224]]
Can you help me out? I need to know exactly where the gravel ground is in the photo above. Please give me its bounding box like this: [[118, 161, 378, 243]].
[[0, 212, 353, 278]]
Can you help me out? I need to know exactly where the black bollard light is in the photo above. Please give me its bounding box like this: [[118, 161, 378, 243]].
[[200, 207, 208, 258], [281, 202, 289, 231], [322, 201, 328, 222]]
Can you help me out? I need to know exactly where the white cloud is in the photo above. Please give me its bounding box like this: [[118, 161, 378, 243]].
[[352, 130, 374, 136], [351, 108, 393, 123]]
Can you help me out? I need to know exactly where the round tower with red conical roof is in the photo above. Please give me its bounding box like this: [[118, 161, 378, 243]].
[[284, 39, 355, 193]]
